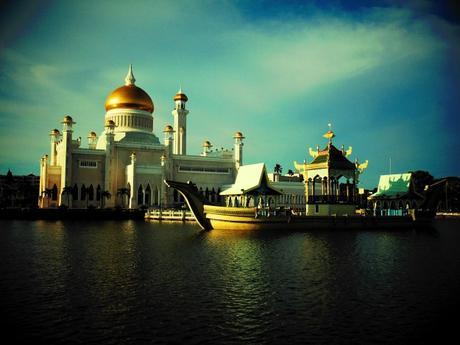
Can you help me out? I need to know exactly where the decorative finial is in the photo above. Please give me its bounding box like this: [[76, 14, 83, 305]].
[[125, 64, 136, 86], [323, 123, 335, 143]]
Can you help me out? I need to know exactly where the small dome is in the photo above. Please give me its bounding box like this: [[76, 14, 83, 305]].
[[202, 140, 212, 148], [88, 131, 97, 138], [50, 128, 60, 135], [105, 65, 154, 113], [163, 125, 174, 133], [174, 88, 188, 102], [105, 119, 116, 127], [234, 131, 245, 139], [62, 115, 74, 124]]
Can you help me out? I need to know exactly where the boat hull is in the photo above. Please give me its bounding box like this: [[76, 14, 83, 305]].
[[203, 205, 420, 230]]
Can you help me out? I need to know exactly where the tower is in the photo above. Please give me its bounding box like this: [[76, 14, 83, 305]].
[[60, 115, 74, 203], [233, 131, 245, 169], [104, 119, 116, 207], [49, 129, 60, 166], [163, 125, 174, 155], [172, 88, 189, 155]]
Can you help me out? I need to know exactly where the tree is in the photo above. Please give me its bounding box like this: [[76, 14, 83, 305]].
[[62, 186, 73, 207], [101, 191, 111, 208], [410, 170, 434, 195], [287, 169, 294, 176], [274, 164, 282, 174], [117, 188, 130, 208]]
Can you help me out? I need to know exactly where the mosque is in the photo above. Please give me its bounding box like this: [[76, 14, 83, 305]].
[[38, 66, 244, 208]]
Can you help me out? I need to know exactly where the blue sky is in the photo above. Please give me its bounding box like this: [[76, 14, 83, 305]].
[[0, 0, 459, 188]]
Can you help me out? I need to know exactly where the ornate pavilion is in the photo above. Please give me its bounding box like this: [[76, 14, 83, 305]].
[[295, 127, 368, 216]]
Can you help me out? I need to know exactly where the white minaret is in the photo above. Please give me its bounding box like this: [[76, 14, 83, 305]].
[[49, 128, 60, 166], [202, 140, 212, 156], [172, 88, 189, 155], [104, 119, 116, 207], [163, 125, 174, 155], [61, 115, 74, 204], [234, 131, 245, 169]]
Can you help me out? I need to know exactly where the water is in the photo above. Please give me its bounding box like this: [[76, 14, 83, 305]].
[[1, 219, 459, 344]]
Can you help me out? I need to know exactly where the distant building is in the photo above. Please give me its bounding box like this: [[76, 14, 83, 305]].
[[38, 66, 244, 208], [0, 170, 39, 208]]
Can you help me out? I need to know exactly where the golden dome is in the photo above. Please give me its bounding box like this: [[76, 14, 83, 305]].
[[234, 131, 245, 139], [104, 65, 154, 113], [88, 131, 97, 138], [50, 128, 60, 135], [202, 140, 212, 148], [62, 115, 74, 124], [174, 88, 188, 102], [163, 125, 174, 133], [105, 85, 154, 113], [105, 119, 116, 127]]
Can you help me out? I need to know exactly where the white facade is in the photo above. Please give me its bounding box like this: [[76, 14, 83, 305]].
[[38, 66, 243, 209]]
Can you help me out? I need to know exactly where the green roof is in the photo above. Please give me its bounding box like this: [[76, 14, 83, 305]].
[[309, 144, 355, 170]]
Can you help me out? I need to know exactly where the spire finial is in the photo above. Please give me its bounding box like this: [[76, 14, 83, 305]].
[[323, 122, 335, 144], [125, 64, 136, 86]]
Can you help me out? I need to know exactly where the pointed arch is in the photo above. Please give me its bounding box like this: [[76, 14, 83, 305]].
[[81, 184, 87, 201], [88, 184, 94, 201], [72, 184, 78, 201], [145, 184, 151, 206], [154, 186, 159, 206], [137, 184, 144, 206], [96, 185, 101, 201], [51, 184, 58, 201]]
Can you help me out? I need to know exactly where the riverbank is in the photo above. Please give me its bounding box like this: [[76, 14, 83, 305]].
[[0, 208, 145, 220]]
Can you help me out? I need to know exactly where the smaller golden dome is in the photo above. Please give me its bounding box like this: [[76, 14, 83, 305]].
[[62, 115, 74, 124], [105, 119, 116, 127], [202, 140, 212, 148], [88, 131, 97, 138], [163, 125, 174, 133], [50, 128, 60, 135], [174, 88, 188, 102], [234, 131, 245, 139]]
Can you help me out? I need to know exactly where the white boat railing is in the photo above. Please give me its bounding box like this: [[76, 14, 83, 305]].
[[145, 208, 195, 221]]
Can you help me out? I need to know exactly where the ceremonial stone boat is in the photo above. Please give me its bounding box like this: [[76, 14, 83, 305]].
[[164, 180, 439, 231]]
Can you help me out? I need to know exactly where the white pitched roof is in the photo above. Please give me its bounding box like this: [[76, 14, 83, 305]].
[[369, 173, 412, 198], [220, 163, 281, 195]]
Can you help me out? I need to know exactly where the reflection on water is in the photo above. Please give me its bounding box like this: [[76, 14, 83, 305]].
[[1, 220, 459, 344]]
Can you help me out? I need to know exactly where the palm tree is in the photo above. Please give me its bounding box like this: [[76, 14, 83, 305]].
[[101, 191, 111, 208], [287, 169, 294, 176], [117, 188, 130, 209], [62, 186, 73, 207], [274, 163, 282, 174]]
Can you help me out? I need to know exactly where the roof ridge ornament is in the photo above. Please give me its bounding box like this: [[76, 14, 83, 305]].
[[323, 122, 335, 144], [125, 64, 136, 86]]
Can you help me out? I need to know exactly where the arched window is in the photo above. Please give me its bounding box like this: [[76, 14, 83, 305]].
[[88, 184, 94, 201], [154, 186, 159, 206], [81, 184, 86, 200], [145, 185, 151, 206], [96, 185, 101, 201], [137, 185, 144, 206], [72, 184, 78, 201], [51, 184, 58, 200]]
